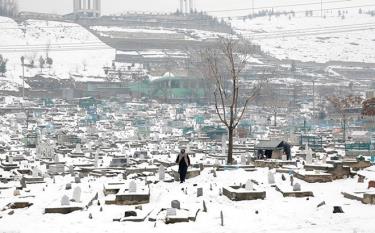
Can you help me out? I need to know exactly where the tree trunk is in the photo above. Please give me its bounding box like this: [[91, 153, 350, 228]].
[[343, 118, 346, 143], [274, 111, 277, 127], [227, 128, 234, 164]]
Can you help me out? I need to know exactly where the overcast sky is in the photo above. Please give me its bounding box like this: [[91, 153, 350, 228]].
[[17, 0, 253, 15]]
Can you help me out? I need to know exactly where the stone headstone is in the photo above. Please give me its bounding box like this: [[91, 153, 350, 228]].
[[20, 177, 26, 189], [73, 186, 82, 202], [306, 149, 313, 164], [61, 195, 70, 206], [8, 156, 13, 164], [166, 208, 176, 216], [32, 167, 39, 178], [75, 144, 82, 153], [293, 183, 301, 191], [129, 181, 137, 193], [281, 154, 287, 161], [240, 155, 246, 165], [322, 155, 327, 164], [290, 176, 294, 186], [203, 200, 207, 212], [220, 210, 224, 226], [65, 183, 72, 190], [197, 187, 203, 197], [171, 200, 180, 209], [94, 150, 99, 167], [69, 165, 74, 176], [75, 176, 81, 183], [268, 171, 275, 184], [54, 154, 59, 163], [158, 165, 165, 181], [245, 179, 253, 191], [317, 201, 326, 208], [13, 189, 20, 196], [124, 211, 137, 217], [199, 163, 204, 171], [333, 206, 344, 213]]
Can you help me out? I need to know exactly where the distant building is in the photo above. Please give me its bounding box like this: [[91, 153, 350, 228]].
[[0, 0, 18, 17], [179, 0, 193, 14], [73, 0, 100, 18]]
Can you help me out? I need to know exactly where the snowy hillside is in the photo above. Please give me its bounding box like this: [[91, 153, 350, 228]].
[[0, 16, 115, 91], [226, 0, 375, 63]]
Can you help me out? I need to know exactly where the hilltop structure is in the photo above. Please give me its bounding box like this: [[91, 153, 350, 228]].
[[73, 0, 100, 18]]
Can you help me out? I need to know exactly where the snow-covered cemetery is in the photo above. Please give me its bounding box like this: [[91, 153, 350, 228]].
[[0, 0, 375, 232]]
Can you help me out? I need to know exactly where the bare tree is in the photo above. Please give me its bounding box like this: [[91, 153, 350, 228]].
[[328, 95, 363, 143], [198, 37, 261, 164], [262, 80, 289, 127]]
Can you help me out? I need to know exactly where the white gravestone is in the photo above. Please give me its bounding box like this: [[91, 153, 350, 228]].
[[282, 154, 287, 161], [94, 150, 99, 167], [166, 208, 177, 216], [54, 154, 59, 163], [293, 183, 301, 192], [32, 167, 39, 177], [306, 149, 313, 164], [61, 195, 70, 206], [268, 171, 275, 184], [74, 144, 82, 153], [159, 165, 165, 181], [241, 155, 246, 165], [245, 179, 253, 191], [129, 181, 137, 193], [73, 186, 82, 202]]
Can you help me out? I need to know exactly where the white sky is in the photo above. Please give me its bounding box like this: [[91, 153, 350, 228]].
[[17, 0, 257, 15]]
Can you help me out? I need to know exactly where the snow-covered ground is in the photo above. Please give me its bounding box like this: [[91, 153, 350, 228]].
[[1, 168, 375, 233], [227, 0, 375, 63], [0, 16, 115, 90], [91, 26, 232, 41]]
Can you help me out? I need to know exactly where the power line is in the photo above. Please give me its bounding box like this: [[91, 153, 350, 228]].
[[242, 23, 375, 39], [229, 3, 375, 19], [242, 22, 375, 37], [207, 0, 352, 13]]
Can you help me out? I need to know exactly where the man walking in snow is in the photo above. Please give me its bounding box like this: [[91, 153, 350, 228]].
[[176, 149, 190, 183]]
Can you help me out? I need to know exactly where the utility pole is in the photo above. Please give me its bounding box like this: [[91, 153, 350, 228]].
[[321, 0, 323, 18], [312, 80, 316, 121], [20, 56, 25, 100], [252, 0, 255, 15]]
